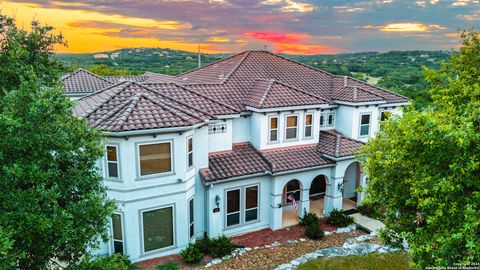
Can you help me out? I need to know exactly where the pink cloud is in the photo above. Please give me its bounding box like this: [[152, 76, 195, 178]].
[[243, 32, 308, 44]]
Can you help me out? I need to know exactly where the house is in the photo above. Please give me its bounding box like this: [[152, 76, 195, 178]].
[[63, 50, 409, 262]]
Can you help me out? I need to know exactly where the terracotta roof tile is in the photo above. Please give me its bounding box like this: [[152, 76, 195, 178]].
[[318, 130, 364, 158], [261, 144, 334, 173], [61, 68, 114, 95]]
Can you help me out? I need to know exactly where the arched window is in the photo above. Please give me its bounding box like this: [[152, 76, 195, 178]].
[[283, 180, 301, 204], [310, 175, 327, 198]]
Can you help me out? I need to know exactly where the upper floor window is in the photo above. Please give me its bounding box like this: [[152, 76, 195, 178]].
[[138, 142, 172, 176], [326, 112, 335, 128], [380, 111, 391, 121], [320, 113, 325, 128], [106, 145, 119, 179], [285, 115, 298, 140], [304, 113, 313, 138], [359, 113, 371, 137], [268, 116, 278, 143], [187, 137, 193, 168]]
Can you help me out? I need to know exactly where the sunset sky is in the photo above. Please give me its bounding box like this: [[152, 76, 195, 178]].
[[1, 0, 479, 54]]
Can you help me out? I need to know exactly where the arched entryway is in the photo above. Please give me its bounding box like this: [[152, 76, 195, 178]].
[[309, 175, 328, 217], [343, 162, 361, 210], [282, 179, 302, 227]]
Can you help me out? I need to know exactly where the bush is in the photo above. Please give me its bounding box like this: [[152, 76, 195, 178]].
[[195, 238, 211, 254], [180, 244, 203, 265], [378, 228, 404, 248], [299, 210, 320, 226], [156, 261, 179, 270], [305, 222, 325, 240], [357, 202, 384, 220], [326, 209, 354, 227], [208, 236, 235, 258], [69, 254, 139, 270]]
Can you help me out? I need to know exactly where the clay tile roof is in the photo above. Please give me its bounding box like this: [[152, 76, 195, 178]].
[[142, 72, 183, 84], [244, 79, 329, 109], [261, 144, 334, 173], [318, 130, 364, 158], [61, 68, 114, 95], [104, 75, 148, 83], [74, 81, 216, 132], [199, 143, 270, 182]]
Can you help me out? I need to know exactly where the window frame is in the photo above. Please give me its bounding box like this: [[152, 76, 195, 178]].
[[188, 197, 195, 240], [320, 112, 326, 129], [110, 212, 125, 255], [284, 181, 301, 205], [359, 113, 372, 137], [284, 113, 299, 141], [304, 113, 314, 139], [268, 115, 279, 143], [139, 204, 176, 255], [226, 188, 241, 228], [136, 140, 174, 180], [105, 144, 121, 181], [326, 112, 335, 128], [186, 136, 194, 170], [224, 184, 260, 229]]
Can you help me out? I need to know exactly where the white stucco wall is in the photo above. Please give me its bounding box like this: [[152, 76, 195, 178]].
[[208, 120, 233, 153]]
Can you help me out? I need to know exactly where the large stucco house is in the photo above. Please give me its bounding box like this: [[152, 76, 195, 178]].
[[61, 51, 409, 262]]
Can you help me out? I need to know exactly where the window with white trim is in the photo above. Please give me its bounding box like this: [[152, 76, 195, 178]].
[[284, 180, 301, 204], [138, 142, 172, 176], [285, 115, 298, 140], [304, 113, 313, 138], [268, 116, 278, 143], [245, 186, 259, 223], [111, 213, 124, 254], [142, 206, 174, 252], [326, 112, 335, 128], [226, 189, 241, 227], [188, 198, 195, 239], [187, 137, 193, 168], [359, 113, 371, 137], [320, 113, 325, 128], [106, 145, 119, 179]]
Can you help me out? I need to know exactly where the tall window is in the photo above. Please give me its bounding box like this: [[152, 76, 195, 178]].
[[142, 207, 174, 252], [320, 113, 325, 128], [326, 112, 335, 128], [245, 186, 259, 223], [304, 113, 313, 138], [285, 115, 298, 140], [187, 137, 193, 168], [106, 145, 119, 179], [188, 198, 195, 239], [268, 116, 278, 142], [226, 189, 240, 227], [139, 142, 172, 176], [284, 180, 301, 204], [359, 113, 371, 137], [111, 213, 124, 254]]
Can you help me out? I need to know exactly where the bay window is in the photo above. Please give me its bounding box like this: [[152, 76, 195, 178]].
[[188, 198, 195, 239], [111, 213, 124, 254], [304, 113, 313, 138], [269, 116, 278, 142], [138, 142, 172, 176], [187, 137, 193, 168], [106, 145, 119, 179], [285, 115, 298, 140]]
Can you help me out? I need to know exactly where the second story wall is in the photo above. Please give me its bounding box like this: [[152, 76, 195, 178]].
[[207, 120, 233, 153]]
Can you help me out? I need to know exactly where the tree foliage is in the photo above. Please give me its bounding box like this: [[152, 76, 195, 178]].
[[0, 13, 66, 95], [88, 64, 135, 76], [360, 29, 480, 268], [0, 13, 115, 269]]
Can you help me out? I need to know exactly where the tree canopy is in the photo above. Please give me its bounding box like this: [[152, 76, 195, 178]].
[[360, 30, 480, 268], [0, 13, 115, 269]]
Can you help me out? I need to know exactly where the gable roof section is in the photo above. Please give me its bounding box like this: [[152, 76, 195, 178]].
[[318, 130, 364, 158], [104, 75, 148, 83], [61, 68, 114, 95], [244, 79, 329, 109], [74, 81, 216, 132], [261, 144, 334, 173]]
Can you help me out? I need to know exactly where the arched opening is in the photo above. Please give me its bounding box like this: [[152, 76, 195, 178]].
[[282, 179, 302, 227], [309, 175, 328, 217], [343, 162, 361, 210]]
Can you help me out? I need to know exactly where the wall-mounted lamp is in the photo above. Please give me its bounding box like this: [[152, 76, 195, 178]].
[[337, 182, 344, 193], [177, 178, 183, 183], [215, 195, 221, 208], [277, 204, 282, 208]]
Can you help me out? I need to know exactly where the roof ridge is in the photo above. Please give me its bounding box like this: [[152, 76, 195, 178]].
[[344, 84, 386, 100], [139, 93, 205, 124], [91, 94, 137, 129], [76, 80, 131, 102], [135, 82, 217, 118], [175, 51, 246, 78], [341, 75, 409, 101], [167, 82, 239, 111], [67, 68, 116, 84], [263, 51, 336, 77], [272, 79, 331, 103], [80, 81, 134, 118], [220, 51, 252, 84], [257, 79, 275, 108]]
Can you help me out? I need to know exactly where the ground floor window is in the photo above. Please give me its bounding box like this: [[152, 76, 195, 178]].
[[226, 185, 259, 228], [142, 206, 174, 252], [284, 180, 301, 204], [188, 198, 195, 239], [111, 213, 124, 254]]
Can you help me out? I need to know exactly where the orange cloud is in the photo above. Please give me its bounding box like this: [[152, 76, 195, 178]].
[[359, 22, 446, 32], [207, 37, 230, 43], [243, 32, 307, 43], [274, 44, 336, 55]]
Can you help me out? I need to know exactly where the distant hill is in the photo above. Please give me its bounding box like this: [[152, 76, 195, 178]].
[[55, 48, 452, 108]]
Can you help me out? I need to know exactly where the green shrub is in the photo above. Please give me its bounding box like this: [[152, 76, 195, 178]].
[[156, 261, 179, 270], [326, 209, 354, 227], [378, 228, 404, 248], [195, 238, 211, 254], [299, 210, 320, 226], [180, 244, 203, 265], [357, 202, 384, 220], [208, 236, 235, 258], [305, 222, 325, 240], [69, 253, 139, 270]]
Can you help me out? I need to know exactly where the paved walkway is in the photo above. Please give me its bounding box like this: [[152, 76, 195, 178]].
[[349, 213, 385, 233]]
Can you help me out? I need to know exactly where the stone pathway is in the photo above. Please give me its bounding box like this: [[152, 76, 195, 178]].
[[350, 213, 385, 233]]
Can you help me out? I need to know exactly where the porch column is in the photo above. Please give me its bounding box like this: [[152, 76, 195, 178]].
[[270, 193, 283, 230], [356, 175, 367, 206], [299, 187, 310, 218], [324, 176, 343, 215]]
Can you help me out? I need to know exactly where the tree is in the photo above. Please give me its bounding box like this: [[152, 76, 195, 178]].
[[0, 13, 65, 94], [88, 64, 134, 76], [360, 30, 480, 268]]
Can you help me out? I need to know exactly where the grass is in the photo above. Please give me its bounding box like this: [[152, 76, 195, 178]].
[[297, 252, 412, 270]]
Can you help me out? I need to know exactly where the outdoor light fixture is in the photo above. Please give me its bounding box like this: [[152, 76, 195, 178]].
[[215, 195, 220, 207], [337, 182, 344, 193]]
